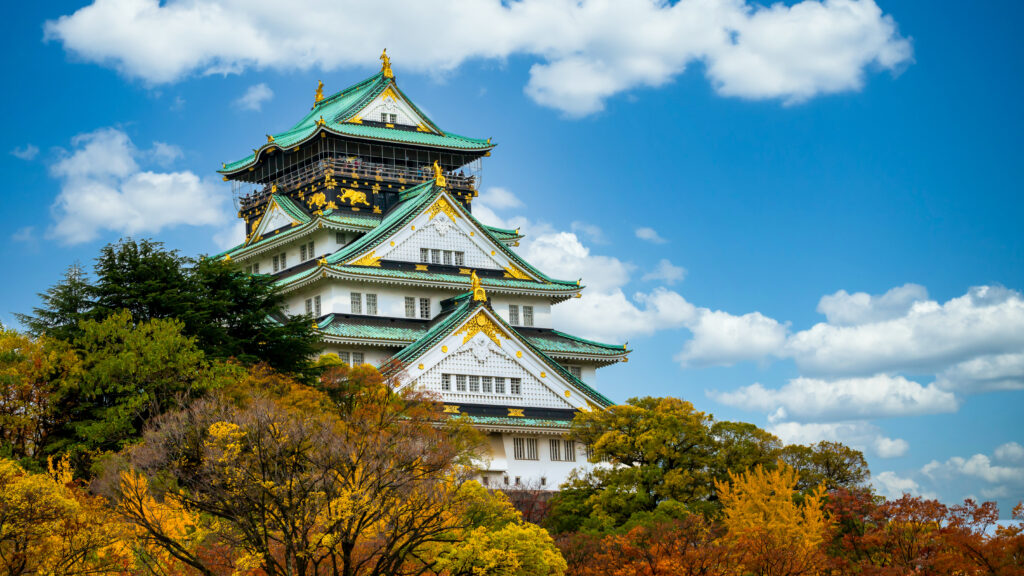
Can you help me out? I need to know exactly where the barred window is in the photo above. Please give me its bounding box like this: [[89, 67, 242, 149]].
[[569, 366, 582, 379], [494, 377, 506, 394], [454, 252, 465, 266], [405, 297, 416, 318], [443, 250, 452, 265], [420, 248, 429, 263], [336, 232, 345, 245], [564, 440, 577, 462], [419, 298, 431, 319], [380, 112, 388, 123], [338, 352, 350, 365], [390, 113, 397, 124], [352, 352, 364, 365], [441, 374, 451, 391], [307, 241, 315, 260], [252, 263, 260, 274], [508, 304, 520, 325], [305, 298, 312, 315], [351, 292, 362, 314], [430, 249, 441, 264], [523, 305, 534, 327], [549, 439, 561, 461], [510, 378, 522, 395], [481, 376, 492, 393], [314, 295, 321, 317], [280, 252, 287, 269], [300, 244, 307, 261], [455, 374, 467, 392], [468, 375, 479, 393], [513, 437, 538, 460], [272, 255, 279, 272], [366, 294, 377, 316]]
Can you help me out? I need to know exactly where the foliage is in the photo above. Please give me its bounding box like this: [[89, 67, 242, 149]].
[[0, 456, 130, 575], [14, 263, 93, 343], [779, 441, 870, 492]]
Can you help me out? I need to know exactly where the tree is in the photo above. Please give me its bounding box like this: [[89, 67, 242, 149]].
[[779, 441, 870, 492], [0, 456, 130, 575], [716, 463, 832, 576], [14, 263, 93, 343], [709, 420, 783, 485]]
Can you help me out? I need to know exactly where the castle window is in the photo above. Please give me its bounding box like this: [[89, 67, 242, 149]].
[[510, 378, 522, 395], [515, 476, 521, 486], [504, 476, 509, 486], [455, 374, 467, 392], [380, 112, 387, 123], [314, 295, 321, 317], [564, 440, 577, 462], [272, 255, 279, 272], [481, 476, 489, 487], [443, 250, 452, 266], [468, 375, 480, 393], [549, 439, 561, 461], [405, 297, 416, 318], [300, 244, 306, 261], [336, 232, 346, 245], [513, 438, 538, 461], [280, 252, 287, 269], [306, 242, 315, 261], [419, 298, 431, 319], [430, 249, 441, 264], [508, 304, 520, 325], [366, 294, 377, 316], [352, 352, 364, 365], [523, 306, 534, 327], [441, 374, 451, 391], [245, 265, 252, 274], [494, 377, 506, 394], [551, 440, 577, 462], [252, 263, 260, 274], [420, 248, 429, 263], [305, 298, 312, 315], [390, 113, 397, 124], [454, 252, 465, 266], [351, 292, 362, 314], [481, 376, 492, 393], [339, 352, 349, 364], [541, 477, 547, 486], [569, 366, 582, 379]]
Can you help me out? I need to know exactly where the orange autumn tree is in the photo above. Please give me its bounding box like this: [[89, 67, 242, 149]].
[[716, 463, 832, 576]]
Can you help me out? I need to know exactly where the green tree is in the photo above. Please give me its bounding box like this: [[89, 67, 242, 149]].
[[14, 263, 93, 343], [779, 441, 870, 492]]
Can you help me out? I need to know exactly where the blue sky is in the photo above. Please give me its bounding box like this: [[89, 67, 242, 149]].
[[2, 0, 1022, 511]]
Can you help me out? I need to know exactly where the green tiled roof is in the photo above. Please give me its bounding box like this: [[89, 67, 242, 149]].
[[458, 415, 573, 429], [272, 194, 310, 223], [317, 314, 427, 342], [221, 72, 494, 173], [528, 329, 629, 358]]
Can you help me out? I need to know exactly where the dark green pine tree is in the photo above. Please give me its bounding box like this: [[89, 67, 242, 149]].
[[14, 262, 94, 342], [90, 238, 192, 322]]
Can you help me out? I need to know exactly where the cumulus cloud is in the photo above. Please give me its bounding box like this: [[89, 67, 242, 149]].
[[769, 420, 909, 459], [642, 258, 686, 285], [43, 0, 912, 116], [994, 442, 1024, 464], [873, 471, 930, 499], [571, 221, 607, 245], [635, 226, 667, 244], [712, 374, 958, 422], [149, 141, 183, 166], [235, 82, 274, 111], [48, 127, 229, 244], [676, 309, 789, 367], [11, 144, 39, 160], [935, 352, 1024, 394], [817, 283, 928, 325]]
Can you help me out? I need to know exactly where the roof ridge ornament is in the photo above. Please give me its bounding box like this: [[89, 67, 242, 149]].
[[380, 48, 394, 79], [314, 80, 324, 105], [432, 160, 447, 187], [471, 270, 487, 301]]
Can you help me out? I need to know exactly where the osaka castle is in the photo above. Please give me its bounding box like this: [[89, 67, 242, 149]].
[[215, 51, 630, 488]]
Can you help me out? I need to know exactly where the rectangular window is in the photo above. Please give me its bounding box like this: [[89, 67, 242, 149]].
[[307, 241, 315, 260], [441, 374, 451, 391], [305, 299, 312, 315], [352, 352, 364, 365], [549, 439, 561, 461], [381, 112, 388, 123], [245, 265, 252, 274], [252, 263, 260, 274], [443, 250, 452, 265], [430, 249, 441, 264], [366, 294, 377, 316], [494, 377, 505, 394], [454, 252, 465, 266], [468, 375, 479, 393], [455, 374, 467, 392], [351, 292, 362, 314], [389, 113, 397, 124], [481, 376, 492, 393], [510, 378, 522, 395], [314, 295, 321, 317], [508, 304, 520, 325], [513, 438, 538, 461], [523, 305, 534, 327], [405, 297, 416, 318], [482, 476, 489, 487], [336, 232, 345, 245], [419, 298, 430, 319], [564, 440, 576, 462], [300, 244, 307, 261], [272, 255, 280, 272], [420, 248, 429, 263], [339, 352, 350, 365], [569, 366, 582, 380], [280, 252, 287, 269]]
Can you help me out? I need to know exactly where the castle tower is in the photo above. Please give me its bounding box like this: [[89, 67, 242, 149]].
[[216, 52, 630, 488]]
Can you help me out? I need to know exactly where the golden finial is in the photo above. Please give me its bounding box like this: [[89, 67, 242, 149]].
[[312, 322, 318, 330], [223, 254, 232, 262], [470, 270, 487, 301], [314, 80, 324, 104], [317, 256, 327, 267], [266, 134, 274, 143], [316, 115, 326, 127], [380, 48, 393, 79], [271, 183, 277, 193], [432, 160, 447, 188], [487, 137, 492, 144]]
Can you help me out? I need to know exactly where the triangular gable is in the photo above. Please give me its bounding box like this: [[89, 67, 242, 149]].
[[343, 83, 439, 134], [342, 189, 542, 281], [392, 303, 609, 410], [249, 195, 309, 243]]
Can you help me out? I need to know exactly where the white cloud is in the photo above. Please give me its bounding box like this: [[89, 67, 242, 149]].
[[571, 221, 607, 245], [11, 227, 36, 245], [149, 141, 183, 166], [873, 471, 929, 499], [817, 283, 928, 326], [935, 352, 1024, 394], [48, 127, 229, 244], [642, 258, 686, 285], [993, 442, 1024, 464], [235, 82, 274, 111], [11, 144, 39, 160], [522, 231, 632, 293], [676, 309, 788, 367], [768, 420, 908, 459], [635, 226, 667, 244], [713, 374, 958, 422], [478, 187, 523, 210], [787, 286, 1024, 377], [923, 453, 1024, 486], [43, 0, 912, 116], [213, 221, 246, 250]]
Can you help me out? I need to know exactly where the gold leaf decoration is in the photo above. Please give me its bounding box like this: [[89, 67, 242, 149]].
[[427, 196, 459, 221], [350, 251, 381, 267], [503, 264, 531, 280], [507, 408, 525, 417], [456, 311, 505, 347]]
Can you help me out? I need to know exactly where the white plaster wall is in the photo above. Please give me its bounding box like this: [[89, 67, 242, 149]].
[[489, 296, 552, 329], [478, 433, 594, 489]]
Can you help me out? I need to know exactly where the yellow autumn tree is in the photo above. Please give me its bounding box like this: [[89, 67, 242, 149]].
[[0, 456, 131, 575], [715, 462, 832, 576]]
